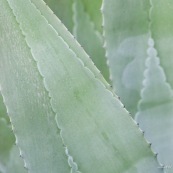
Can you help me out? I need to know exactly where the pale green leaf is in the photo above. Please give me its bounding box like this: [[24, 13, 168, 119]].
[[150, 0, 173, 91], [135, 38, 173, 173], [102, 0, 150, 115], [0, 0, 70, 172], [73, 0, 109, 82], [32, 0, 113, 93], [43, 0, 110, 82], [0, 0, 164, 172]]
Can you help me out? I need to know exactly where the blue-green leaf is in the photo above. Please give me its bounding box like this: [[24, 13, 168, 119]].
[[102, 0, 150, 115], [0, 1, 70, 172], [135, 38, 173, 173], [0, 0, 163, 172]]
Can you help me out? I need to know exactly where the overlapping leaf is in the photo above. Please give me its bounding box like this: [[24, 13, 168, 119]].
[[102, 0, 150, 115], [43, 0, 109, 82], [0, 0, 163, 172], [135, 38, 173, 173], [0, 0, 71, 172]]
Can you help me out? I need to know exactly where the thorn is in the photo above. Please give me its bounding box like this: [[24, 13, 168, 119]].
[[149, 143, 152, 147]]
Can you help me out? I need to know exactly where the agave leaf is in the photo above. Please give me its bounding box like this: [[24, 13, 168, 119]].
[[102, 0, 150, 116], [43, 0, 73, 33], [0, 0, 71, 172], [150, 0, 173, 91], [73, 0, 109, 82], [0, 0, 164, 172], [0, 94, 26, 173], [32, 0, 113, 93], [43, 0, 109, 82], [135, 38, 173, 173]]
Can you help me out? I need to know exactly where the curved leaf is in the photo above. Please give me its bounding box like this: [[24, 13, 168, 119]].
[[32, 0, 113, 93], [0, 0, 70, 172], [135, 38, 173, 173], [102, 0, 150, 115], [43, 0, 110, 82], [0, 0, 164, 172]]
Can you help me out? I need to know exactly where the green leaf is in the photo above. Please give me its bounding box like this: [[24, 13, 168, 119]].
[[73, 0, 110, 82], [135, 38, 173, 173], [43, 0, 110, 82], [0, 0, 162, 172], [0, 0, 70, 173], [43, 0, 73, 33], [102, 0, 150, 116], [150, 0, 173, 91], [32, 0, 112, 93], [0, 0, 162, 173], [0, 93, 26, 173]]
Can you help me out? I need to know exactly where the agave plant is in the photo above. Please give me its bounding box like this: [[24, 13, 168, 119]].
[[0, 0, 172, 173]]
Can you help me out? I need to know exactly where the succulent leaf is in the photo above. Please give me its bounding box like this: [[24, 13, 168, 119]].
[[102, 0, 150, 116], [0, 0, 164, 172], [135, 38, 173, 173], [0, 0, 71, 172]]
